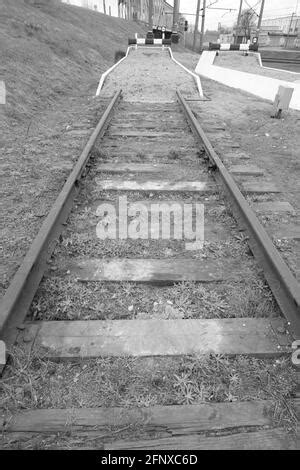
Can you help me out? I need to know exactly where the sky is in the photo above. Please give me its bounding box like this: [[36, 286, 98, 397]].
[[174, 0, 300, 29], [63, 1, 300, 30]]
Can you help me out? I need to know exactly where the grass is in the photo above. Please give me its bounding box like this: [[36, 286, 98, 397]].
[[52, 229, 253, 259], [114, 50, 126, 63], [1, 348, 297, 448], [0, 0, 146, 295], [29, 273, 279, 322], [168, 150, 180, 160], [1, 348, 297, 428], [0, 0, 146, 125]]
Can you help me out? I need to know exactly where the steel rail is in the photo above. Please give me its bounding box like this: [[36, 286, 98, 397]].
[[0, 90, 122, 351], [177, 90, 300, 339]]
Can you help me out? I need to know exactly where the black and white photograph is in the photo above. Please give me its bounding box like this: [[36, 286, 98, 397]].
[[0, 0, 299, 453]]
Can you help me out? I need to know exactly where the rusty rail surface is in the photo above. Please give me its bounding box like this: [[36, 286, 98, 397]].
[[177, 89, 300, 339], [0, 90, 122, 350]]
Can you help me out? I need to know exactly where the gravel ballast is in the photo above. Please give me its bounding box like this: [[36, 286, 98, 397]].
[[101, 48, 198, 102]]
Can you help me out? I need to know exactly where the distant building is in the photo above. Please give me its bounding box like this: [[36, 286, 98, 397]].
[[260, 15, 300, 48], [219, 33, 234, 44], [120, 0, 174, 29], [62, 0, 118, 16], [261, 15, 300, 35], [204, 30, 219, 43], [62, 0, 175, 30]]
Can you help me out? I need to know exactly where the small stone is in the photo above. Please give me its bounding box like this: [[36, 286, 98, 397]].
[[23, 384, 32, 397], [17, 324, 26, 331], [48, 364, 57, 375], [15, 387, 24, 400], [23, 332, 34, 343], [128, 305, 134, 312]]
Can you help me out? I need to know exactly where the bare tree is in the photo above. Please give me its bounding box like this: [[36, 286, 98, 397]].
[[236, 8, 257, 39]]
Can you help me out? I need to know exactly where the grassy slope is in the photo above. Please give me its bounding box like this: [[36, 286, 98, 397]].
[[0, 0, 146, 293], [0, 0, 145, 125]]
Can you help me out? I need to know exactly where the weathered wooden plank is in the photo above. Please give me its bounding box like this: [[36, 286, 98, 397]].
[[0, 401, 277, 433], [223, 152, 251, 160], [100, 143, 198, 152], [25, 318, 289, 359], [230, 165, 264, 176], [98, 151, 199, 160], [67, 258, 243, 283], [106, 429, 298, 450], [117, 105, 179, 112], [65, 130, 89, 137], [204, 133, 231, 141], [272, 226, 300, 241], [254, 201, 296, 214], [95, 163, 205, 174], [107, 131, 187, 138], [204, 126, 226, 131], [220, 143, 241, 149], [112, 114, 183, 123], [87, 201, 231, 242], [242, 181, 280, 194], [96, 179, 215, 193], [109, 122, 187, 130], [105, 134, 191, 142]]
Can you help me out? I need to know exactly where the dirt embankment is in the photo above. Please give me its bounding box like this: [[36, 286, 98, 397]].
[[0, 0, 145, 126], [0, 0, 145, 297]]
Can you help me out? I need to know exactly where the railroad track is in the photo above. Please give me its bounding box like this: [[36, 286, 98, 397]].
[[0, 87, 299, 450], [260, 50, 300, 73]]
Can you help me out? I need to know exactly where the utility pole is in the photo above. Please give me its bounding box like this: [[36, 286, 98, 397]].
[[173, 0, 179, 31], [149, 0, 154, 30], [235, 0, 243, 44], [199, 0, 206, 51], [127, 0, 131, 21], [285, 12, 295, 48], [193, 0, 201, 51], [257, 0, 265, 38]]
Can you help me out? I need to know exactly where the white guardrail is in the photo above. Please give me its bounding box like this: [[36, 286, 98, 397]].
[[95, 42, 204, 98], [195, 51, 300, 111], [167, 47, 203, 97], [95, 46, 135, 96]]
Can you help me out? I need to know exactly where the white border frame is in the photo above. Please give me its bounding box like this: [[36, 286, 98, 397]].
[[95, 46, 135, 96], [255, 52, 300, 76], [167, 47, 204, 97], [95, 44, 204, 98]]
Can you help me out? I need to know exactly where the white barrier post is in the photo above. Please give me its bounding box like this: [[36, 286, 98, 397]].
[[167, 47, 203, 97], [162, 28, 165, 51], [0, 81, 5, 105]]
